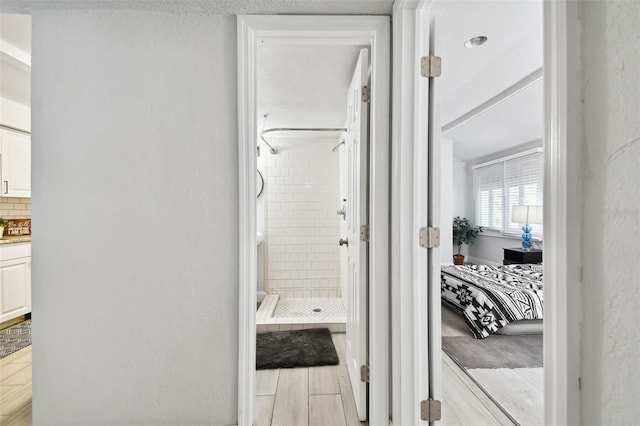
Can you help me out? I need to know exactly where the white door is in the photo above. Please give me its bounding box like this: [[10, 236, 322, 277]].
[[344, 48, 369, 421]]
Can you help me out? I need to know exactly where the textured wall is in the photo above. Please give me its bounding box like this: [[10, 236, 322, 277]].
[[264, 137, 341, 298], [580, 1, 640, 424], [31, 11, 238, 425]]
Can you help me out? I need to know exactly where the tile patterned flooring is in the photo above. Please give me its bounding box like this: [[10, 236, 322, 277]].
[[257, 295, 346, 333]]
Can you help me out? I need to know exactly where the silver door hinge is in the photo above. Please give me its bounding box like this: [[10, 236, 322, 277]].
[[421, 56, 442, 78], [360, 224, 370, 242], [360, 365, 370, 383], [419, 227, 440, 248], [361, 85, 370, 103], [420, 399, 442, 422]]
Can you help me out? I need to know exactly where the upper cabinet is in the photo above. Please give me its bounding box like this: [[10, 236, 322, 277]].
[[0, 128, 31, 198]]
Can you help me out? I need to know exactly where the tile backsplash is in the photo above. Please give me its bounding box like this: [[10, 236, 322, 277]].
[[0, 197, 31, 219], [264, 137, 341, 298]]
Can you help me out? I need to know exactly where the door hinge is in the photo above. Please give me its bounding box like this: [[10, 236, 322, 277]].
[[361, 85, 370, 103], [360, 365, 370, 383], [360, 224, 370, 242], [419, 227, 440, 248], [420, 399, 442, 422], [421, 56, 442, 78]]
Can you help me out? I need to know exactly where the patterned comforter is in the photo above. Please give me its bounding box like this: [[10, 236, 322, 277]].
[[441, 264, 544, 339]]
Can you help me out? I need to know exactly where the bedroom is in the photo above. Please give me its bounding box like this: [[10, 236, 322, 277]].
[[436, 1, 545, 425]]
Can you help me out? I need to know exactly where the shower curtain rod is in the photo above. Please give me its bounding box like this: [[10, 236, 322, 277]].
[[259, 127, 347, 155]]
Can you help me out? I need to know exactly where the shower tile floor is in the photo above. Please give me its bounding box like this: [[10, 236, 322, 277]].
[[256, 295, 346, 333]]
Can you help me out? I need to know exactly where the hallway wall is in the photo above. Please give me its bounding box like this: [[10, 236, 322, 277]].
[[578, 1, 640, 423], [30, 10, 238, 425]]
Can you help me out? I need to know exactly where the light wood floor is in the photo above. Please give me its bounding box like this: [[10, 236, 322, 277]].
[[257, 332, 514, 426], [255, 333, 361, 426], [0, 345, 32, 426], [1, 330, 520, 426], [442, 305, 543, 426]]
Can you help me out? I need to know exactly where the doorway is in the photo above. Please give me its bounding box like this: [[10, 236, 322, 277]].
[[237, 15, 390, 426]]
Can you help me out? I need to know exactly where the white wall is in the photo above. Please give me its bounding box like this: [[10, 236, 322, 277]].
[[31, 11, 238, 425], [451, 157, 469, 258], [264, 137, 341, 298], [579, 1, 640, 424], [440, 138, 453, 264]]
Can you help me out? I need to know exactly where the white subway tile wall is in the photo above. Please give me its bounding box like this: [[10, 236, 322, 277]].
[[0, 197, 31, 219], [265, 137, 341, 298]]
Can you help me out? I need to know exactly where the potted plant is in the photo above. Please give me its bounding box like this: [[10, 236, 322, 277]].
[[0, 218, 5, 239], [452, 216, 482, 265]]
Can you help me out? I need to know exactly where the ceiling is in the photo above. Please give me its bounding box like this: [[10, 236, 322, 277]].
[[0, 0, 543, 161], [434, 0, 544, 160], [257, 45, 364, 130], [443, 79, 543, 161], [0, 0, 394, 15]]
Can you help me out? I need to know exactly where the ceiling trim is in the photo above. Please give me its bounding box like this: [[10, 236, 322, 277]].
[[0, 39, 31, 69], [442, 67, 543, 133]]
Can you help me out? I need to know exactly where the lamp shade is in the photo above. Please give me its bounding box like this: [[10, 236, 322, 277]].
[[512, 205, 543, 224]]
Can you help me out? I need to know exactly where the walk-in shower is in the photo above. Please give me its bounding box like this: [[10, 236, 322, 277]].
[[256, 128, 348, 332]]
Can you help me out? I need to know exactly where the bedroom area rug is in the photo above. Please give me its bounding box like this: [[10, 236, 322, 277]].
[[256, 327, 339, 370], [0, 319, 31, 359], [442, 305, 543, 426]]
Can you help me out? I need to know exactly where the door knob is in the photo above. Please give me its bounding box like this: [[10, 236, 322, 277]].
[[339, 238, 349, 247]]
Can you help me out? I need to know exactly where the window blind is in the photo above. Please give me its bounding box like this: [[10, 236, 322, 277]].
[[473, 150, 543, 237]]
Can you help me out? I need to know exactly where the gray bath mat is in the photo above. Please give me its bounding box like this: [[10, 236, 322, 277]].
[[256, 328, 339, 370]]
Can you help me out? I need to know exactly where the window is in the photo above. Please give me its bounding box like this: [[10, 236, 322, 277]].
[[473, 150, 543, 237]]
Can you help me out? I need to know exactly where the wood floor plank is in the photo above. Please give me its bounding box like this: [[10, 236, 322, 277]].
[[309, 366, 340, 395], [256, 369, 280, 396], [468, 368, 543, 426], [442, 359, 509, 426], [0, 364, 31, 386], [441, 399, 463, 426], [9, 351, 31, 366], [0, 385, 22, 402], [271, 368, 309, 426], [444, 355, 515, 425], [255, 395, 275, 426], [336, 365, 360, 426], [0, 363, 29, 382], [0, 384, 30, 418], [309, 394, 346, 426], [0, 401, 31, 426], [331, 333, 346, 366]]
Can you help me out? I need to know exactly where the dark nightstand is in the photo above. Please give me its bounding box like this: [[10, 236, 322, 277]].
[[503, 248, 543, 265]]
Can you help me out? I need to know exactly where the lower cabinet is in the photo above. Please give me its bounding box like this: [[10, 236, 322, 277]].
[[0, 243, 31, 323]]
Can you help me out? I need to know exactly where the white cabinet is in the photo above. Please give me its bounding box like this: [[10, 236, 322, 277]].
[[0, 128, 31, 198], [0, 243, 31, 323]]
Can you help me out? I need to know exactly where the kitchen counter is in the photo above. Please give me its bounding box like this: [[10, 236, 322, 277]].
[[0, 236, 31, 245]]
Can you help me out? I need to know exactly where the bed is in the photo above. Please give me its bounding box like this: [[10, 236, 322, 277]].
[[441, 264, 544, 339]]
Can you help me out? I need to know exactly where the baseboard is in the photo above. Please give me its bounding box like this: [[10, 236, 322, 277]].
[[466, 256, 502, 265]]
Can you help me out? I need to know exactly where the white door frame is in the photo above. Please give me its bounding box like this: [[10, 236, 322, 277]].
[[390, 2, 434, 424], [393, 0, 581, 424], [236, 15, 390, 426], [543, 1, 581, 424]]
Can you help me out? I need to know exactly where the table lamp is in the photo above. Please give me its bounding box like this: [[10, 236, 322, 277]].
[[511, 205, 542, 250]]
